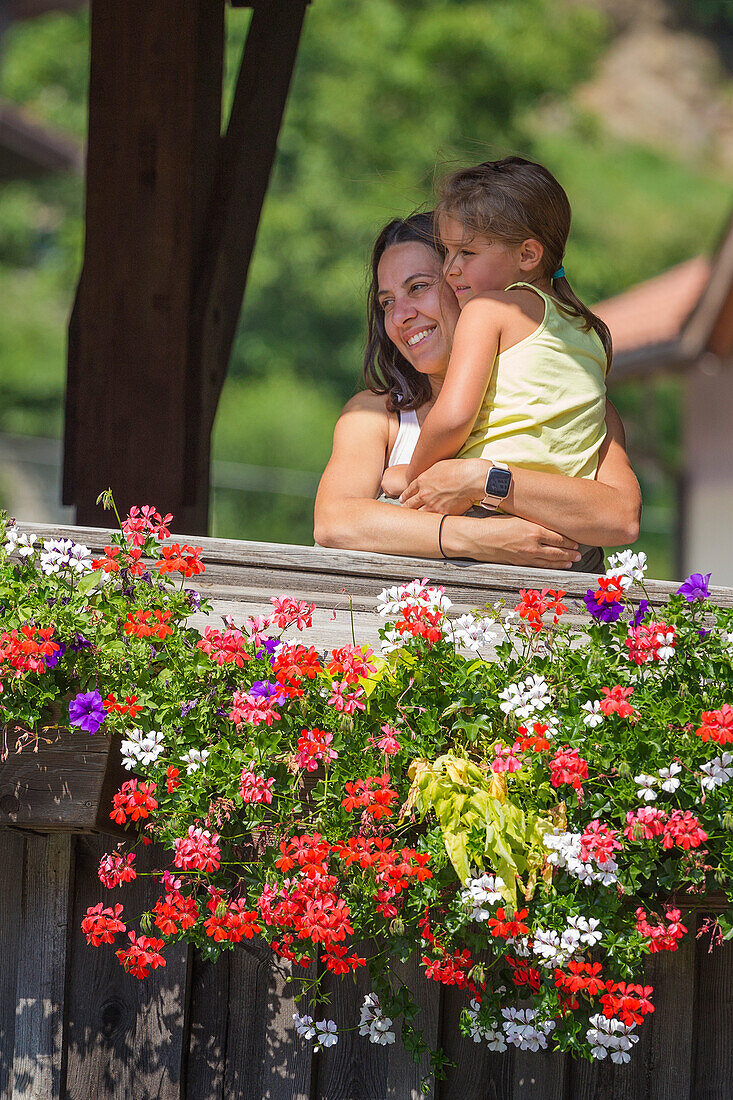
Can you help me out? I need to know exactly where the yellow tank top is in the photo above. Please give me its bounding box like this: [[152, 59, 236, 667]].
[[458, 282, 608, 479]]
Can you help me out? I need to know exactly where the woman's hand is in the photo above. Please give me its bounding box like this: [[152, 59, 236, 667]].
[[400, 458, 489, 514], [445, 514, 581, 569]]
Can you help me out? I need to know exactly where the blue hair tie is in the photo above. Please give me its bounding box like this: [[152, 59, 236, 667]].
[[553, 265, 565, 280]]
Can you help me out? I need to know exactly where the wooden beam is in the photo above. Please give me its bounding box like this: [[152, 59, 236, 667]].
[[6, 0, 85, 18], [0, 99, 81, 178], [64, 0, 226, 532], [184, 0, 308, 508]]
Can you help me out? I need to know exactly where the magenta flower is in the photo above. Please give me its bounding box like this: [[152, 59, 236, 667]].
[[68, 690, 106, 735]]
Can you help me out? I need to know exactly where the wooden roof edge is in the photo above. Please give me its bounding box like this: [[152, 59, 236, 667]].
[[0, 100, 82, 176], [13, 520, 729, 601], [679, 209, 733, 360], [6, 0, 85, 19], [606, 339, 694, 383]]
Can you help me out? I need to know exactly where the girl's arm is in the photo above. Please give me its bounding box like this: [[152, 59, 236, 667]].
[[404, 297, 501, 479], [314, 392, 581, 568], [400, 401, 641, 547]]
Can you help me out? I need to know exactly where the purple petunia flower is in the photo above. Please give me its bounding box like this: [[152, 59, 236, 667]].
[[69, 632, 93, 653], [44, 642, 66, 670], [68, 690, 106, 735], [584, 589, 623, 624], [250, 679, 287, 705], [677, 572, 712, 603], [186, 589, 202, 613], [256, 637, 281, 664], [630, 600, 649, 629], [181, 699, 198, 717]]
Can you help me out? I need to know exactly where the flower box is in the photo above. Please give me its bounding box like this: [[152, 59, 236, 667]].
[[0, 726, 128, 834]]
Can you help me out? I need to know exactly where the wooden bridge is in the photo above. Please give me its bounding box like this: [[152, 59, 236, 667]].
[[1, 524, 732, 1100]]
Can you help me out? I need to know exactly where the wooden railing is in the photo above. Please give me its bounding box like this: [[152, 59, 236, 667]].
[[1, 524, 732, 1100]]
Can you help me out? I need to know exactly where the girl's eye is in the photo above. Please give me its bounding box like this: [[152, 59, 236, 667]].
[[460, 249, 475, 257]]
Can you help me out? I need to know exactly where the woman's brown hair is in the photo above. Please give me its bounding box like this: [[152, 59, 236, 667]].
[[363, 213, 442, 411], [436, 156, 613, 371]]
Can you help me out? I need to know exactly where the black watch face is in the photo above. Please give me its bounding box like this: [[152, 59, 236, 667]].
[[487, 468, 512, 498]]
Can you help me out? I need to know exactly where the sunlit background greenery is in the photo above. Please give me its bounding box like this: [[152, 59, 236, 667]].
[[1, 0, 732, 577]]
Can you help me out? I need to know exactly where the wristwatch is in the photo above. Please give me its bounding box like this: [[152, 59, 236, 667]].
[[479, 460, 512, 511]]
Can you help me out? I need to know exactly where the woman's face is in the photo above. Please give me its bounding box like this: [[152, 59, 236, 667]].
[[377, 242, 460, 380]]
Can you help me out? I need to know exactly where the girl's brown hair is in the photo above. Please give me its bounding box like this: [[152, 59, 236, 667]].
[[363, 213, 441, 411], [436, 156, 613, 370]]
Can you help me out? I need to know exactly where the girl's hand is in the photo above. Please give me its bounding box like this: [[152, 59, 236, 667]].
[[381, 464, 411, 499], [400, 459, 489, 514]]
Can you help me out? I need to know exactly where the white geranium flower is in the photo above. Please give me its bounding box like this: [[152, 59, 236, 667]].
[[567, 914, 602, 947], [658, 762, 682, 793], [606, 550, 647, 589], [293, 1013, 316, 1039], [460, 873, 504, 920], [581, 700, 603, 727], [379, 627, 404, 655], [449, 614, 500, 651], [314, 1019, 338, 1050], [181, 747, 209, 774], [119, 728, 166, 770], [655, 630, 676, 662], [700, 753, 733, 791], [358, 993, 395, 1045], [39, 537, 93, 576], [4, 526, 38, 558], [634, 774, 657, 802]]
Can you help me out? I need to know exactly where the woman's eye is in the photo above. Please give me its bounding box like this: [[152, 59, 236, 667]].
[[410, 282, 429, 293], [381, 297, 394, 310]]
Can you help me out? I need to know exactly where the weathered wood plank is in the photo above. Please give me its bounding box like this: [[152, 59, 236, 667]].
[[692, 911, 733, 1100], [184, 950, 230, 1100], [16, 522, 704, 606], [640, 924, 697, 1100], [0, 832, 24, 1100], [221, 938, 314, 1100], [512, 1048, 568, 1099], [566, 926, 699, 1100], [437, 986, 515, 1100], [315, 947, 438, 1100], [64, 835, 189, 1100], [0, 729, 127, 834], [12, 832, 74, 1100]]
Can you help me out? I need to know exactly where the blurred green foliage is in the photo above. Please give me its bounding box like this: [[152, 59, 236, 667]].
[[0, 2, 731, 574]]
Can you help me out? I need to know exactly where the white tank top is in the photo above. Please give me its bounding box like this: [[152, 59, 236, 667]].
[[387, 409, 420, 467]]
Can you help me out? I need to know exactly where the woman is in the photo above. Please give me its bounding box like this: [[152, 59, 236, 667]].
[[314, 215, 640, 569]]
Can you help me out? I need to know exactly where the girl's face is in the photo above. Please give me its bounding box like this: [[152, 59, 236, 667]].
[[377, 241, 460, 379], [438, 213, 526, 305]]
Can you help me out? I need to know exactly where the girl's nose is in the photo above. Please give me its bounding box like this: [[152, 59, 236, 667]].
[[444, 251, 461, 278]]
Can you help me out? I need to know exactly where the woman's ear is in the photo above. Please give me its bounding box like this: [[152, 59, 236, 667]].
[[518, 238, 544, 274]]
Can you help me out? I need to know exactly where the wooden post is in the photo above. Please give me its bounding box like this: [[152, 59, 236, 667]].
[[64, 0, 309, 535], [65, 0, 226, 533]]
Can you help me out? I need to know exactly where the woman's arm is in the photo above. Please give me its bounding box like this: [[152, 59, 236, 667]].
[[314, 392, 581, 567], [404, 297, 501, 479], [400, 401, 641, 547]]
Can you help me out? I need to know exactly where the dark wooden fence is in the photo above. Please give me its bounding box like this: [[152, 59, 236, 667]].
[[2, 524, 732, 1100]]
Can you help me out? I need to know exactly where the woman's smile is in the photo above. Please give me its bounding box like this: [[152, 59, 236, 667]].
[[405, 325, 437, 348]]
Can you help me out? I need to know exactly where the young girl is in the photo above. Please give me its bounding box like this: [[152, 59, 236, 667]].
[[380, 157, 612, 518]]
